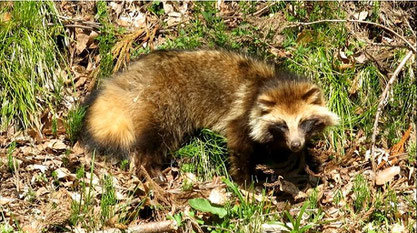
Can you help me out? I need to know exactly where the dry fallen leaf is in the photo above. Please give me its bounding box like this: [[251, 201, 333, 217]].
[[21, 224, 39, 233], [44, 188, 72, 226], [339, 50, 349, 61], [1, 12, 11, 22], [354, 52, 367, 64], [208, 187, 227, 206], [354, 11, 368, 21], [48, 139, 67, 150], [54, 167, 76, 181], [375, 166, 401, 185], [296, 29, 315, 45], [0, 195, 15, 205], [75, 33, 90, 54], [390, 223, 405, 233], [32, 164, 48, 173]]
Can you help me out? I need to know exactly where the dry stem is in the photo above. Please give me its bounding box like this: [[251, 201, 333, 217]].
[[95, 220, 178, 233], [370, 50, 414, 173]]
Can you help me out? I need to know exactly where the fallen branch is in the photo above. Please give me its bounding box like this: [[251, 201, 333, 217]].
[[370, 50, 414, 173], [286, 19, 416, 54], [253, 2, 277, 17], [93, 220, 178, 233], [56, 14, 101, 29]]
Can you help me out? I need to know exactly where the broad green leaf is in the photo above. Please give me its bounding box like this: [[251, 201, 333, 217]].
[[188, 198, 227, 218]]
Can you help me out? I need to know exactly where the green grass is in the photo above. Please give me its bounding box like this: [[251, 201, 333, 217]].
[[96, 1, 119, 79], [188, 178, 326, 233], [353, 174, 371, 213], [0, 1, 68, 130], [100, 175, 117, 222], [280, 3, 416, 154], [0, 223, 22, 233], [196, 178, 276, 233], [175, 129, 229, 181], [69, 154, 102, 230], [65, 105, 86, 144]]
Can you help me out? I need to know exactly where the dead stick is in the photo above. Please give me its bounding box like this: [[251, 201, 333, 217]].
[[253, 2, 277, 17], [370, 50, 414, 173], [286, 19, 416, 54], [96, 220, 178, 233], [128, 220, 178, 233]]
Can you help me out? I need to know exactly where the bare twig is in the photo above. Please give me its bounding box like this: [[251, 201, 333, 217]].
[[370, 42, 409, 50], [253, 2, 277, 17], [286, 19, 416, 53], [95, 220, 178, 233], [370, 50, 414, 173], [56, 15, 101, 29], [61, 24, 98, 31]]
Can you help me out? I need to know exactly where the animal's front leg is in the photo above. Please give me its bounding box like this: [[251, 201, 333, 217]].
[[226, 119, 253, 185]]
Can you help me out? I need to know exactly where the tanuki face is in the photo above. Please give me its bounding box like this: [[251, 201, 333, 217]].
[[248, 81, 339, 152]]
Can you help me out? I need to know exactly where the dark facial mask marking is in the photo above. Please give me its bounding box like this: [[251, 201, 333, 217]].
[[269, 122, 288, 135], [299, 118, 325, 134]]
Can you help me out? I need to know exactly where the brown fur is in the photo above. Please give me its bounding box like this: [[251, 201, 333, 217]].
[[81, 49, 338, 183]]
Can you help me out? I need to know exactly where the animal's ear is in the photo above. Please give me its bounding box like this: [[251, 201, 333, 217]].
[[302, 85, 324, 105], [319, 109, 340, 127], [258, 95, 276, 108]]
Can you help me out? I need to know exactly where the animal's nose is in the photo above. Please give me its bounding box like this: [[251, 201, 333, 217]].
[[290, 141, 301, 151]]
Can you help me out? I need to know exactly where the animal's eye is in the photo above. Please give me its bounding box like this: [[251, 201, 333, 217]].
[[260, 108, 271, 115], [270, 122, 288, 133], [300, 119, 323, 133]]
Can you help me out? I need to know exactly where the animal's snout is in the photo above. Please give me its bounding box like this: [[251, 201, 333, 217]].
[[290, 140, 302, 152]]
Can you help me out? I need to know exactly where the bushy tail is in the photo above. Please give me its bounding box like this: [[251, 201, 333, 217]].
[[81, 84, 136, 158]]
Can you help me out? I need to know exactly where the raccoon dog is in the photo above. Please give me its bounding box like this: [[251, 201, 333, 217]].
[[81, 50, 339, 183]]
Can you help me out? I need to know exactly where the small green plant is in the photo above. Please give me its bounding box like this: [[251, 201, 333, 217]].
[[147, 1, 165, 16], [189, 198, 227, 218], [181, 179, 194, 191], [51, 116, 58, 136], [70, 153, 97, 229], [353, 174, 371, 212], [35, 173, 48, 183], [96, 1, 118, 79], [333, 189, 343, 205], [100, 175, 117, 222], [65, 105, 86, 143], [168, 212, 184, 228], [0, 223, 16, 233], [51, 170, 59, 186], [119, 159, 129, 171], [307, 188, 319, 209], [408, 142, 416, 163], [282, 202, 315, 233], [26, 188, 36, 203]]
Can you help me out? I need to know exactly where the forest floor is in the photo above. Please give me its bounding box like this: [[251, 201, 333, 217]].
[[0, 2, 416, 233]]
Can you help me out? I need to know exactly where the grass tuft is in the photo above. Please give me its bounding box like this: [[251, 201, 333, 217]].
[[100, 175, 117, 222], [96, 1, 118, 79], [0, 1, 68, 130], [174, 129, 228, 180], [65, 105, 86, 144], [353, 174, 371, 212]]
